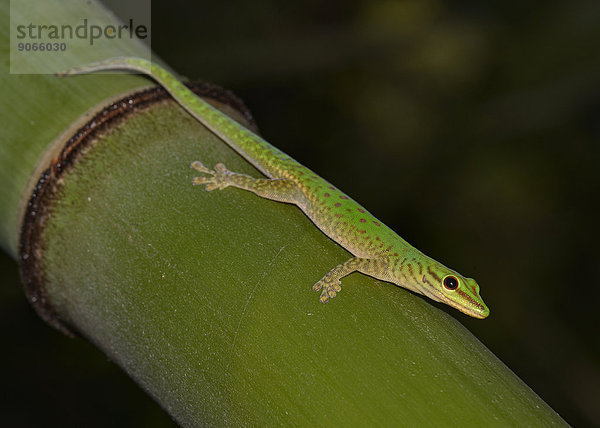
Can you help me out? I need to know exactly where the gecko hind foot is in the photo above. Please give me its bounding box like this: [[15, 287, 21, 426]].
[[191, 161, 231, 191], [312, 278, 342, 303]]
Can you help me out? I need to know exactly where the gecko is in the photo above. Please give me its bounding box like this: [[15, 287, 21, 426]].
[[58, 57, 490, 319]]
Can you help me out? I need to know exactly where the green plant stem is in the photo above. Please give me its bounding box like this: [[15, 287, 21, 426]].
[[0, 0, 149, 257]]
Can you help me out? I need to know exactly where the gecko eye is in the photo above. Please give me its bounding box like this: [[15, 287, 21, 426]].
[[443, 275, 459, 290]]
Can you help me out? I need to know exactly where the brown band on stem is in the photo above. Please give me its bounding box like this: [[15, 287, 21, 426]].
[[18, 82, 259, 337]]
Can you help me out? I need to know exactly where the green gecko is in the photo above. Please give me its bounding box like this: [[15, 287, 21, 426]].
[[59, 57, 490, 319]]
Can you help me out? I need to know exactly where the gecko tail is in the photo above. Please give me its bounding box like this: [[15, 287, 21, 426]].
[[55, 56, 151, 77]]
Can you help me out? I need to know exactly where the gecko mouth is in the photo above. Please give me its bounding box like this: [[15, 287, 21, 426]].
[[417, 282, 489, 319]]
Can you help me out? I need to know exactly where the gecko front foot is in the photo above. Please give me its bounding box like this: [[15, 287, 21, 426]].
[[191, 161, 232, 191], [312, 277, 342, 303], [311, 258, 370, 303]]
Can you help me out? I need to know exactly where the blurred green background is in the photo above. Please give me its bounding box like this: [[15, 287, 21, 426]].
[[2, 0, 599, 426]]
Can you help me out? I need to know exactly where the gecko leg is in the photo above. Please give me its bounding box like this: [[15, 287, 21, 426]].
[[313, 257, 388, 303], [191, 161, 303, 204]]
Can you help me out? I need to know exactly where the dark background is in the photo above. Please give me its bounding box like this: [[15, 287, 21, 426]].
[[2, 0, 599, 426]]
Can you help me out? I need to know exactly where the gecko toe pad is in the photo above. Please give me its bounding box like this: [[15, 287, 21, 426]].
[[313, 279, 342, 303], [191, 161, 232, 191], [190, 160, 211, 173]]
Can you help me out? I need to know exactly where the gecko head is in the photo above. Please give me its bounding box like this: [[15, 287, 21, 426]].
[[418, 262, 490, 319]]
